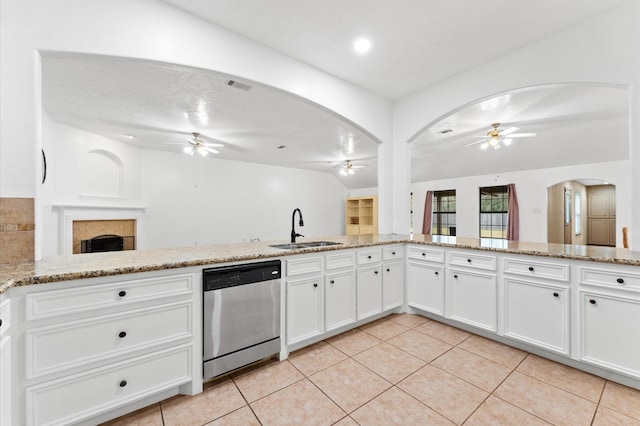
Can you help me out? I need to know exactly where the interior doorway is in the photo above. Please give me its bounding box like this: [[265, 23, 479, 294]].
[[547, 180, 616, 247]]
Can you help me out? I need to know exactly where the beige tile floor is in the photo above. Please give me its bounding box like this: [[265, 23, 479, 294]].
[[102, 314, 640, 426]]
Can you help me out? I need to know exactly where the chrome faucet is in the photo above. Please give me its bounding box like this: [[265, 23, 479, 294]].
[[291, 208, 304, 243]]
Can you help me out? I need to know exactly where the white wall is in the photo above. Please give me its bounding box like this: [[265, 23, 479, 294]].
[[40, 117, 347, 255], [393, 2, 640, 243], [140, 151, 347, 249], [411, 160, 630, 246]]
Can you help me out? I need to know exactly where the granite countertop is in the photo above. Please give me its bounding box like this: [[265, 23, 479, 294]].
[[2, 233, 640, 295]]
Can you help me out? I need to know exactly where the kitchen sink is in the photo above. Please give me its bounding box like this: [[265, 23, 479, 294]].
[[269, 241, 343, 250]]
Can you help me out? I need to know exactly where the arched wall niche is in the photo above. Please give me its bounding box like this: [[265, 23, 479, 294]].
[[81, 149, 124, 199]]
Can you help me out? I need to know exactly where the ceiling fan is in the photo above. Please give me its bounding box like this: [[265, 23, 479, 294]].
[[465, 123, 537, 150], [183, 132, 224, 156], [339, 159, 364, 175]]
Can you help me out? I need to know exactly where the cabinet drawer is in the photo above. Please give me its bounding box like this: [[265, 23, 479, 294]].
[[357, 249, 381, 265], [26, 344, 192, 426], [382, 246, 403, 261], [25, 301, 192, 379], [287, 256, 323, 276], [504, 258, 570, 282], [449, 251, 497, 271], [580, 267, 640, 290], [0, 298, 10, 337], [407, 246, 445, 263], [25, 274, 193, 321], [325, 252, 355, 270]]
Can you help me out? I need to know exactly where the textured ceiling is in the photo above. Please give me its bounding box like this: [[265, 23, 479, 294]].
[[41, 54, 380, 189], [162, 0, 629, 99]]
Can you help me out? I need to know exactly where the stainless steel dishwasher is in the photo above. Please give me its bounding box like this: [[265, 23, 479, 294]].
[[203, 260, 281, 380]]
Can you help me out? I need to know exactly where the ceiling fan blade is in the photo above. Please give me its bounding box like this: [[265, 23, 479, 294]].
[[509, 133, 537, 138], [204, 142, 224, 148], [204, 147, 220, 154], [499, 127, 519, 135], [465, 139, 487, 147]]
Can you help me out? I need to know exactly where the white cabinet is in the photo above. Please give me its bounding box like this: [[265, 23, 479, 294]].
[[503, 279, 570, 354], [0, 296, 11, 426], [287, 275, 324, 345], [446, 250, 498, 332], [502, 257, 571, 355], [357, 265, 382, 321], [325, 270, 356, 332], [578, 262, 640, 380], [17, 272, 196, 426], [407, 261, 445, 315], [382, 246, 404, 311]]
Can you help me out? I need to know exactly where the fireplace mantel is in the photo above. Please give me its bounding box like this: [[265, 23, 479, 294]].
[[53, 205, 146, 255]]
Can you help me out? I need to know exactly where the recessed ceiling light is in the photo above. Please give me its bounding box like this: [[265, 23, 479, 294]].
[[277, 145, 286, 149], [353, 38, 371, 54]]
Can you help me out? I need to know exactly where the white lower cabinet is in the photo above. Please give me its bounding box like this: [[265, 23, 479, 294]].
[[447, 269, 497, 332], [407, 261, 444, 315], [325, 270, 356, 332], [357, 265, 382, 320], [382, 261, 404, 311], [503, 279, 570, 354], [0, 297, 10, 426], [287, 275, 324, 345], [26, 344, 192, 426], [580, 290, 640, 378]]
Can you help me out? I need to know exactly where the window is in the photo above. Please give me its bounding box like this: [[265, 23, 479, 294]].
[[480, 185, 508, 239], [574, 191, 581, 235], [432, 190, 456, 235]]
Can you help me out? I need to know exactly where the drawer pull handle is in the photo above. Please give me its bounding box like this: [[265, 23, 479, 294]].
[[386, 268, 390, 272], [422, 253, 426, 256], [119, 331, 127, 338], [528, 266, 534, 272], [553, 292, 559, 298], [434, 271, 439, 276], [454, 274, 458, 279], [374, 271, 379, 275], [467, 258, 472, 263], [367, 255, 372, 259], [589, 299, 597, 305], [313, 283, 318, 288], [118, 290, 127, 298], [119, 380, 127, 388], [330, 280, 335, 284], [0, 319, 2, 328], [616, 278, 625, 284], [392, 251, 396, 255]]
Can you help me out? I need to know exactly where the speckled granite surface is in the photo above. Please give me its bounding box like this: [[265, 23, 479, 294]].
[[2, 234, 640, 294]]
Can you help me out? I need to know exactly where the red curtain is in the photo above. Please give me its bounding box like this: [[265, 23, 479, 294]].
[[506, 184, 520, 240], [422, 191, 433, 235]]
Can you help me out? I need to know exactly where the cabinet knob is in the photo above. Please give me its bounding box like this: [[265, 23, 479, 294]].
[[553, 292, 559, 298], [118, 331, 127, 338], [313, 283, 318, 288], [467, 258, 472, 263], [386, 268, 390, 272], [528, 266, 534, 272], [0, 319, 2, 328], [421, 253, 426, 257], [589, 299, 597, 305], [374, 271, 379, 275], [616, 278, 625, 284], [119, 380, 127, 388], [454, 274, 458, 279], [118, 290, 126, 298], [434, 271, 439, 276], [367, 255, 372, 259], [392, 251, 396, 255], [330, 280, 335, 284]]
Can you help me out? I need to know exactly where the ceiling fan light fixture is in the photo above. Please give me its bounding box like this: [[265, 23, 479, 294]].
[[503, 138, 512, 146], [481, 142, 489, 150]]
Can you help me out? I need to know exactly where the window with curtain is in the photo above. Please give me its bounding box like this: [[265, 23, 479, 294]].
[[432, 190, 456, 236], [480, 185, 508, 239]]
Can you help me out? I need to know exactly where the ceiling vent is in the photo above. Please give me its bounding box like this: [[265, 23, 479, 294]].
[[436, 129, 453, 135], [226, 80, 252, 91]]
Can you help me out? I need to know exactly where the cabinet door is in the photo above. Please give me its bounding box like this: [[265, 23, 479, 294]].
[[504, 279, 570, 355], [407, 261, 444, 315], [325, 270, 356, 332], [580, 292, 640, 378], [0, 336, 10, 426], [357, 265, 382, 321], [287, 276, 324, 345], [447, 269, 497, 332], [382, 261, 404, 311]]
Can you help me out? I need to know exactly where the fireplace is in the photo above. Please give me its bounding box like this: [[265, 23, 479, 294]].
[[80, 234, 136, 253]]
